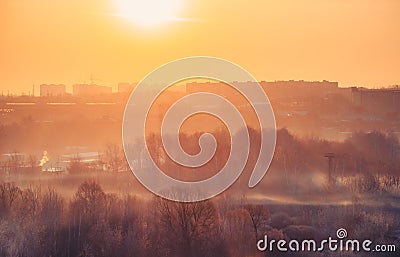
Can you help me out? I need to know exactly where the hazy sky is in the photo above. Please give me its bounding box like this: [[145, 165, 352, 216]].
[[1, 0, 399, 94]]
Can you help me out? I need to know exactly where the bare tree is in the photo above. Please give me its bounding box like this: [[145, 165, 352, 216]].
[[39, 188, 64, 256], [223, 208, 254, 257], [71, 180, 107, 225], [245, 204, 269, 242], [0, 182, 22, 216], [103, 144, 127, 172], [149, 196, 227, 257], [16, 186, 42, 222]]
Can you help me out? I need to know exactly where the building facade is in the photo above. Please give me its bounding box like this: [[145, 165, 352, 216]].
[[40, 84, 66, 97], [72, 84, 112, 96]]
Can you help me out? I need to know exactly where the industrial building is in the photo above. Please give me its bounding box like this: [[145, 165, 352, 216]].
[[72, 84, 112, 96], [40, 84, 66, 97]]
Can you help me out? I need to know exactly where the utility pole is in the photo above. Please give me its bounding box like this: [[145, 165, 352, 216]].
[[90, 74, 101, 84], [324, 153, 335, 187]]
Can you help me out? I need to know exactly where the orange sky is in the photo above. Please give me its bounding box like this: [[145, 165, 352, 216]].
[[0, 0, 399, 94]]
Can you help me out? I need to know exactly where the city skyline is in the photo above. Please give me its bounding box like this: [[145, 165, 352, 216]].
[[1, 0, 399, 94], [1, 78, 399, 97]]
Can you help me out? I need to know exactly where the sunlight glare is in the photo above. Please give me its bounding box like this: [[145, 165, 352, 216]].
[[115, 0, 183, 27]]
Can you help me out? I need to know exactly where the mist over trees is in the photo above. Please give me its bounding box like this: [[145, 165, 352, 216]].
[[0, 179, 398, 257], [0, 129, 399, 256]]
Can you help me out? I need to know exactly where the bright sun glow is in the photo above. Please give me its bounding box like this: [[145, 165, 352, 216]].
[[115, 0, 183, 27]]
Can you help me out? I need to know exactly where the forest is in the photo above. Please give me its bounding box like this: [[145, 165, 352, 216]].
[[0, 129, 399, 257]]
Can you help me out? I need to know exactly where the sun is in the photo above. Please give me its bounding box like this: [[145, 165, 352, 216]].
[[114, 0, 183, 28]]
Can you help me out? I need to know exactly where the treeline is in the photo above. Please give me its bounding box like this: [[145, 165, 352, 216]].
[[0, 180, 399, 257], [269, 129, 400, 196], [66, 128, 400, 200], [0, 180, 270, 257], [1, 129, 400, 198]]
